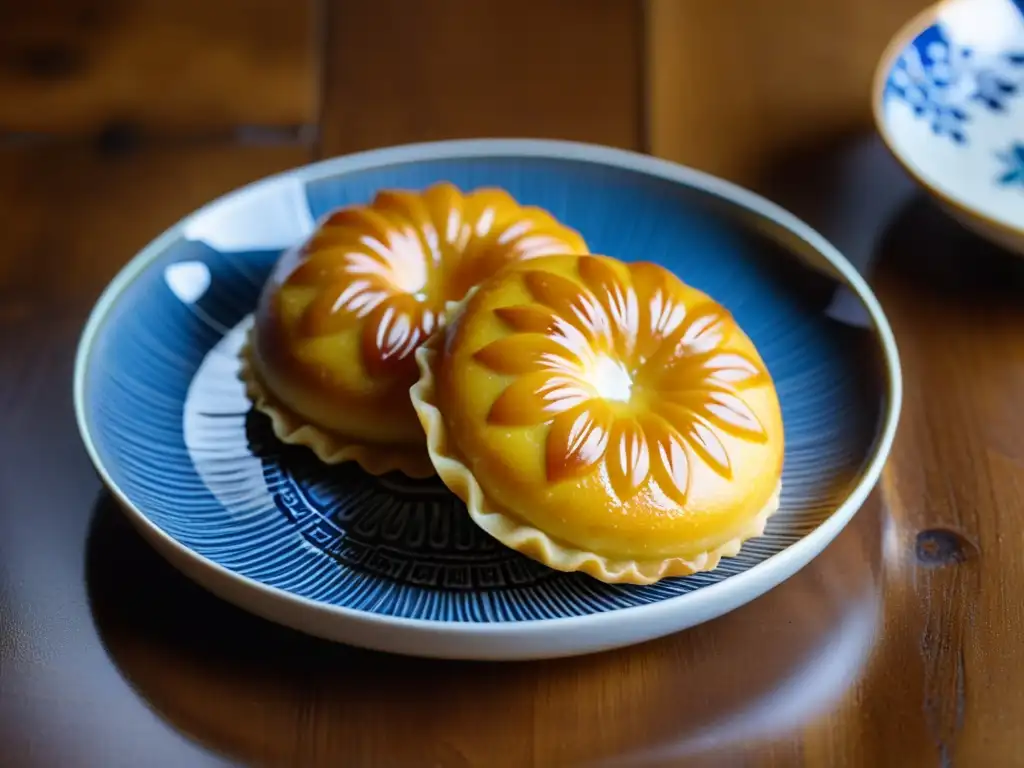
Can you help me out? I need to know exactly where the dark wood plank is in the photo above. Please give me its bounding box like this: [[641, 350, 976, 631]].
[[647, 0, 932, 181], [319, 0, 644, 156], [0, 0, 317, 136], [748, 135, 1024, 765], [864, 206, 1024, 765], [0, 142, 311, 767], [790, 212, 1024, 767], [4, 1, 1022, 762], [82, 491, 885, 766]]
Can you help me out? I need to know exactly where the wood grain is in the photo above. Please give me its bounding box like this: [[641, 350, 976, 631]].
[[645, 0, 933, 182], [746, 133, 1024, 766], [84, 490, 884, 766], [319, 0, 644, 157], [0, 142, 311, 303], [866, 202, 1024, 766], [0, 0, 317, 136], [0, 142, 311, 768], [3, 0, 1024, 764]]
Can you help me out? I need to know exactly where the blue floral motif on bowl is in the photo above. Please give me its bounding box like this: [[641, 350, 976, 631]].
[[886, 24, 1024, 145], [996, 141, 1024, 186]]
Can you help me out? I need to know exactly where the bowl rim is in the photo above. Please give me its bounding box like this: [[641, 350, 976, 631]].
[[72, 137, 903, 642], [871, 0, 1024, 241]]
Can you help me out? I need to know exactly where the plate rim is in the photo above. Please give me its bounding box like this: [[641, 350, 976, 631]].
[[871, 0, 1024, 242], [73, 137, 903, 640]]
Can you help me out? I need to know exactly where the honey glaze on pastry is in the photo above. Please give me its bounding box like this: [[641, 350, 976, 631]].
[[242, 182, 589, 477], [411, 253, 784, 583]]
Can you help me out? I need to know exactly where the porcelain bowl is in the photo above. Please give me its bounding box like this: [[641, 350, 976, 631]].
[[874, 0, 1024, 254]]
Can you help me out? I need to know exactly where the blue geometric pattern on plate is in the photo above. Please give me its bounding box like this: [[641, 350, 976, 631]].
[[82, 156, 883, 623], [996, 141, 1024, 185], [884, 22, 1024, 144]]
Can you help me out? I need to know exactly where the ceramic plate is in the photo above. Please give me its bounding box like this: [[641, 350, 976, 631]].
[[74, 139, 901, 661], [874, 0, 1024, 254]]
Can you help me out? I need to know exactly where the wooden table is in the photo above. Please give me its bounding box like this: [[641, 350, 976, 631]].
[[3, 1, 1023, 765]]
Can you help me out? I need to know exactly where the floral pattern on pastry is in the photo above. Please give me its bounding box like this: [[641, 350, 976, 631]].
[[411, 253, 784, 583], [242, 183, 589, 476]]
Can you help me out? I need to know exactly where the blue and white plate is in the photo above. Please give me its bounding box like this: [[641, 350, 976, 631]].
[[874, 0, 1024, 254], [74, 139, 901, 661]]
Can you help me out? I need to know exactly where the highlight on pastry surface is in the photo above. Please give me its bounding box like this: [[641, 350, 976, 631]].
[[411, 253, 785, 584], [241, 182, 590, 478]]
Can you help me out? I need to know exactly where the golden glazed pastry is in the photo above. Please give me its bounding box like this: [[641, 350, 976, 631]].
[[241, 183, 589, 477], [411, 253, 784, 583]]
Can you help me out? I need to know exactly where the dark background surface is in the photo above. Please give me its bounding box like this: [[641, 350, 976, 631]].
[[4, 1, 1024, 765]]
